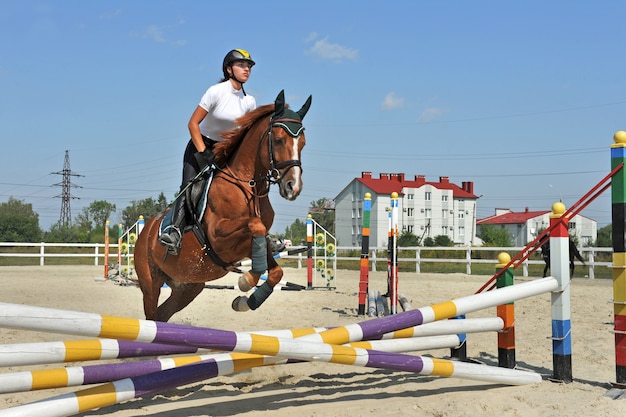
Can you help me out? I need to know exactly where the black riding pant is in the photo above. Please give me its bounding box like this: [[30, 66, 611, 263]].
[[181, 136, 217, 189]]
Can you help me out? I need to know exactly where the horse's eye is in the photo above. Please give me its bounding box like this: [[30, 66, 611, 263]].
[[274, 137, 284, 145]]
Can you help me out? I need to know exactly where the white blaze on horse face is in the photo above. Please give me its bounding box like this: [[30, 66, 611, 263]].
[[279, 136, 303, 200]]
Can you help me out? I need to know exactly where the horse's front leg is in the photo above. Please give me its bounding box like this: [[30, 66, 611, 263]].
[[233, 218, 283, 312]]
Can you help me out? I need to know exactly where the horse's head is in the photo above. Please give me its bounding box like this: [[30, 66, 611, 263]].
[[268, 90, 312, 201]]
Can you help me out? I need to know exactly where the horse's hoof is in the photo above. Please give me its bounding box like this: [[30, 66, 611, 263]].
[[232, 296, 250, 312], [238, 272, 255, 292]]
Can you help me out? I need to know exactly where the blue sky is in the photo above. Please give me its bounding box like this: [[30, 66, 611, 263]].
[[1, 1, 625, 236]]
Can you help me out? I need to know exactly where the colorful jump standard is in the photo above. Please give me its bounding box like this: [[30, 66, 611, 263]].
[[496, 252, 516, 369], [611, 130, 626, 385], [549, 201, 573, 383], [390, 192, 399, 314], [358, 193, 372, 315], [306, 215, 313, 289]]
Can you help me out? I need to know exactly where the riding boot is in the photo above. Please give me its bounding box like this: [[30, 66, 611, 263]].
[[159, 196, 186, 255]]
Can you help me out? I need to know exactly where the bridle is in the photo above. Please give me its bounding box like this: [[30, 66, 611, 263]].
[[216, 114, 304, 192], [265, 116, 303, 185]]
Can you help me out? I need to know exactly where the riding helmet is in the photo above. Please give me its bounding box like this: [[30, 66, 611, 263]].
[[222, 49, 256, 79]]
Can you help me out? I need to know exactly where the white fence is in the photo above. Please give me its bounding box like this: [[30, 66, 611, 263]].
[[0, 242, 612, 278]]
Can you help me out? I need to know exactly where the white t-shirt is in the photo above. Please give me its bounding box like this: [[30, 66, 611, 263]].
[[198, 80, 257, 141]]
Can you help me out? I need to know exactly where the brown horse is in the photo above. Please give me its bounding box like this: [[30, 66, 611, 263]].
[[134, 90, 312, 322]]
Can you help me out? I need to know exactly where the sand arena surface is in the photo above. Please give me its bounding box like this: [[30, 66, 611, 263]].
[[1, 265, 625, 416]]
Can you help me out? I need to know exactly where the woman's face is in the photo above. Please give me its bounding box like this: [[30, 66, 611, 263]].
[[229, 61, 252, 82]]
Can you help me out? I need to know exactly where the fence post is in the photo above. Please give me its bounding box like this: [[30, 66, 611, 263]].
[[39, 243, 44, 266], [588, 249, 595, 279], [415, 248, 421, 274]]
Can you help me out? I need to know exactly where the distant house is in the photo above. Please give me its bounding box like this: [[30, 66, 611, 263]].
[[334, 172, 479, 247], [476, 207, 597, 246]]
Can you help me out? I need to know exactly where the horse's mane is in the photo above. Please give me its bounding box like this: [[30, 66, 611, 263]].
[[213, 103, 275, 166]]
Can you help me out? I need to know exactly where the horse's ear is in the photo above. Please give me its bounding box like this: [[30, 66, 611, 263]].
[[274, 90, 286, 117], [297, 95, 312, 120]]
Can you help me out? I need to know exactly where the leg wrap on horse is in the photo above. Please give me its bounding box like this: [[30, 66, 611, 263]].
[[247, 281, 273, 310], [251, 236, 268, 274]]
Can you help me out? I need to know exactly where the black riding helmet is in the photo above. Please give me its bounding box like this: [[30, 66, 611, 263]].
[[222, 49, 255, 80]]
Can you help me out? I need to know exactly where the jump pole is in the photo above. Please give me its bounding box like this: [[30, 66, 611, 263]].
[[0, 339, 199, 367], [549, 201, 573, 383], [358, 193, 372, 315], [611, 130, 626, 385], [0, 278, 557, 349]]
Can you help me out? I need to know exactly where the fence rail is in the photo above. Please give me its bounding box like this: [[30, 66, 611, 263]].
[[0, 242, 613, 278]]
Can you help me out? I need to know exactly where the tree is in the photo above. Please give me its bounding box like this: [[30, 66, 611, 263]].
[[595, 224, 612, 247], [44, 221, 80, 243], [309, 198, 335, 235], [434, 234, 454, 246], [283, 218, 307, 245], [88, 200, 116, 228], [398, 230, 419, 247], [0, 197, 42, 242], [121, 193, 168, 228], [478, 224, 512, 247]]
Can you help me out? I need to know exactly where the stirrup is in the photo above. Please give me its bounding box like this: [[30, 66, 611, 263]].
[[159, 227, 182, 255]]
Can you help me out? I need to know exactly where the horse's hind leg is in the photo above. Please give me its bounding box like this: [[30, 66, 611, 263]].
[[137, 265, 168, 321], [157, 282, 205, 322]]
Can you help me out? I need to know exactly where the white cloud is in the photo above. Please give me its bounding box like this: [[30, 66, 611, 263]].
[[382, 92, 405, 110], [418, 107, 448, 123], [305, 35, 358, 61], [133, 23, 186, 47]]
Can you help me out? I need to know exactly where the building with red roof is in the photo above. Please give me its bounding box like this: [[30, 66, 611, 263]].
[[334, 172, 479, 247], [476, 207, 597, 246]]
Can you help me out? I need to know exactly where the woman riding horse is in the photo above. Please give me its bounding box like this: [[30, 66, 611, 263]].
[[134, 90, 312, 322]]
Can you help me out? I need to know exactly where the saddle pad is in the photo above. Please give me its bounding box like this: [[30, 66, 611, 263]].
[[159, 170, 215, 236]]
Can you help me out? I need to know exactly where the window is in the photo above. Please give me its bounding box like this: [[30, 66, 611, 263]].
[[442, 226, 448, 235], [425, 208, 432, 218], [442, 209, 448, 219], [407, 194, 414, 200], [425, 192, 431, 201], [407, 208, 414, 216], [458, 211, 465, 219], [458, 226, 465, 236], [442, 195, 448, 202], [407, 225, 414, 233]]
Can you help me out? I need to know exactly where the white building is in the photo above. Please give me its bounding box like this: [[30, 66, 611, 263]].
[[334, 172, 479, 247], [476, 207, 597, 246]]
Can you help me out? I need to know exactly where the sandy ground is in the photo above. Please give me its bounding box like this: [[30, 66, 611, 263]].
[[0, 265, 625, 416]]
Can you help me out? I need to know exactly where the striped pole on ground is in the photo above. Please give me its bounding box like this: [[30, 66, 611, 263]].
[[611, 130, 626, 385], [0, 353, 282, 417], [496, 252, 516, 369], [358, 193, 372, 315], [549, 201, 572, 383], [0, 279, 557, 352], [0, 339, 198, 367]]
